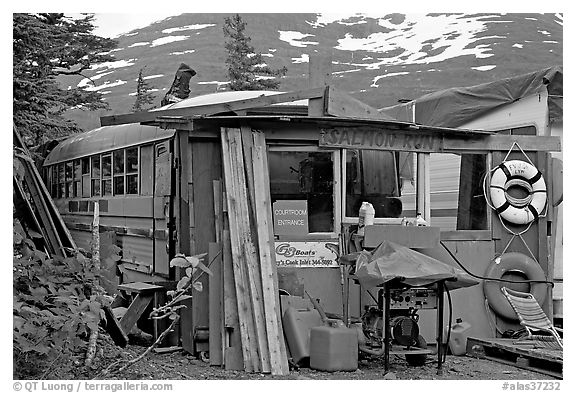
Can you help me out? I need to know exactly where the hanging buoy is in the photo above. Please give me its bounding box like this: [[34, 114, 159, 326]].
[[490, 160, 547, 225], [483, 252, 547, 320]]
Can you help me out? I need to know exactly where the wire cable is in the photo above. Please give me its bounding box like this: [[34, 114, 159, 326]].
[[439, 241, 554, 286]]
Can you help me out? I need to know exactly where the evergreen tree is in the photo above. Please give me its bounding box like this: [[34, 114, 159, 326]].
[[132, 67, 157, 112], [223, 14, 287, 91], [13, 13, 117, 145]]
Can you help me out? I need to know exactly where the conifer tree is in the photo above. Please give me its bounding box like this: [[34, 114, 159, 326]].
[[13, 13, 117, 145], [132, 67, 157, 112], [223, 14, 287, 91]]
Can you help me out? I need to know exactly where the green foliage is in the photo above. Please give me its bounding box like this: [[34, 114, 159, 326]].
[[13, 219, 111, 378], [132, 67, 157, 112], [13, 13, 118, 145], [223, 14, 287, 91]]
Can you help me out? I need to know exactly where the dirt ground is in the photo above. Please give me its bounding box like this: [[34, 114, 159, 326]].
[[39, 338, 559, 381]]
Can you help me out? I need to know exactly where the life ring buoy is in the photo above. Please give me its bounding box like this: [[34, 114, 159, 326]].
[[490, 160, 547, 225], [483, 252, 547, 320]]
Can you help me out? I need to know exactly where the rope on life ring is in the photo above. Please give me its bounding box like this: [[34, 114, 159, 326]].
[[483, 252, 547, 320], [489, 160, 547, 225]]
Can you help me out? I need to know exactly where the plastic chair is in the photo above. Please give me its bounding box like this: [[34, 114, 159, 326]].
[[501, 287, 563, 349]]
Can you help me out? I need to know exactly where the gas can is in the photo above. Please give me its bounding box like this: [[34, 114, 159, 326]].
[[358, 202, 375, 236], [309, 325, 358, 371], [449, 318, 472, 356], [282, 307, 323, 365]]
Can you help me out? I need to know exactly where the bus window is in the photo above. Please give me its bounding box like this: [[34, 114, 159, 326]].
[[65, 162, 73, 198], [81, 157, 90, 197], [91, 156, 101, 196], [73, 159, 81, 197], [102, 154, 112, 196], [57, 164, 65, 198], [113, 150, 125, 195], [126, 147, 138, 195]]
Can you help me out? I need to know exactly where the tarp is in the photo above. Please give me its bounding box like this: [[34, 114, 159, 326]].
[[379, 66, 563, 127], [354, 240, 478, 291]]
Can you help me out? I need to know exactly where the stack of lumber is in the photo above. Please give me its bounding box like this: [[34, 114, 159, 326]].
[[209, 127, 289, 375]]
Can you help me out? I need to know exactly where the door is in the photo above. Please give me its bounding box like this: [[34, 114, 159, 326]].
[[153, 140, 174, 276]]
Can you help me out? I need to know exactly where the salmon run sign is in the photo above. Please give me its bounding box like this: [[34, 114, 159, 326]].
[[319, 127, 440, 152]]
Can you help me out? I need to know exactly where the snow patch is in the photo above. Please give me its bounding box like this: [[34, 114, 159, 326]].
[[162, 24, 216, 34], [471, 65, 497, 71], [80, 79, 127, 92], [91, 59, 136, 71], [332, 14, 501, 68], [151, 35, 189, 47], [169, 49, 195, 56], [539, 30, 551, 35], [371, 72, 410, 87], [512, 43, 523, 49], [129, 42, 150, 48], [333, 69, 362, 75], [278, 31, 318, 47], [143, 74, 164, 80], [292, 54, 309, 64]]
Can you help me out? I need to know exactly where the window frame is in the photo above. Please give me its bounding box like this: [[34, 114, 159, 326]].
[[268, 144, 341, 239], [340, 149, 405, 225]]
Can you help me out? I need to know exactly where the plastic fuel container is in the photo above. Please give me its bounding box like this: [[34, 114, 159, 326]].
[[449, 318, 472, 356], [309, 324, 358, 371], [282, 307, 323, 365]]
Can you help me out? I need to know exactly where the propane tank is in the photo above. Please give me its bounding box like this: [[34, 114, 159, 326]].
[[358, 202, 375, 236]]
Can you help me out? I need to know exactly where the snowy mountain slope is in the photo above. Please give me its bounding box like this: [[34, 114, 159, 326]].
[[62, 13, 562, 131]]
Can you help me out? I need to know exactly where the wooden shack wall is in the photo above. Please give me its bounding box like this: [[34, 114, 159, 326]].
[[181, 137, 222, 354]]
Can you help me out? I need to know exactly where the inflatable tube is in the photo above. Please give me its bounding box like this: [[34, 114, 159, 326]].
[[490, 160, 547, 225], [483, 252, 547, 320]]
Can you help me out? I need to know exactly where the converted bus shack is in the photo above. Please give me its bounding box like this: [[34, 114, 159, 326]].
[[43, 85, 561, 362]]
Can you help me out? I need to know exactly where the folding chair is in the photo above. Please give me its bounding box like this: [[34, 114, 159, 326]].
[[501, 287, 563, 349]]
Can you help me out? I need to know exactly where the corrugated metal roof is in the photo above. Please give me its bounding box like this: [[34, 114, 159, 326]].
[[44, 123, 175, 166]]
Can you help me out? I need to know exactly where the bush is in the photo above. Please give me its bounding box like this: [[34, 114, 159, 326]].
[[13, 219, 110, 379]]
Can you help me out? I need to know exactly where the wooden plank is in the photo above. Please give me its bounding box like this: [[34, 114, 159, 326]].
[[416, 153, 431, 223], [221, 128, 260, 372], [118, 282, 163, 294], [253, 132, 289, 365], [252, 141, 290, 375], [119, 293, 154, 333], [222, 229, 244, 371], [240, 125, 257, 216], [319, 128, 561, 153], [208, 242, 224, 366], [213, 181, 223, 243], [326, 86, 384, 120], [101, 87, 326, 126], [190, 141, 221, 354], [539, 152, 553, 319], [102, 305, 128, 348], [308, 55, 331, 116]]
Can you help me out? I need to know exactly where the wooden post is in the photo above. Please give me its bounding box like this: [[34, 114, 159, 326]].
[[416, 153, 431, 223], [308, 54, 332, 117], [252, 140, 290, 375], [222, 229, 244, 370], [208, 242, 224, 366], [91, 201, 100, 270]]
